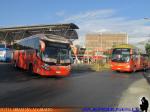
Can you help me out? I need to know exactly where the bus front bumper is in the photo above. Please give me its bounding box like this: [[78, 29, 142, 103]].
[[111, 63, 132, 72], [36, 65, 71, 77], [111, 67, 132, 72]]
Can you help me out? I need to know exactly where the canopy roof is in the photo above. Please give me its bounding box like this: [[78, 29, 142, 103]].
[[0, 23, 79, 32], [0, 23, 79, 44]]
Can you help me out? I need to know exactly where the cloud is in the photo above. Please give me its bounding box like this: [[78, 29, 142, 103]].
[[61, 9, 150, 45], [65, 9, 115, 21], [56, 10, 65, 17]]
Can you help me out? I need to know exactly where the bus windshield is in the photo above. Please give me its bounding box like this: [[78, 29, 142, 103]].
[[111, 48, 130, 62], [42, 46, 70, 64]]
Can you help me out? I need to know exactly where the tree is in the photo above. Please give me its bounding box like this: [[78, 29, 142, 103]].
[[145, 43, 150, 58]]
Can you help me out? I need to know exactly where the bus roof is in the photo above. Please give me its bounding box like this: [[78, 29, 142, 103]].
[[112, 44, 147, 54], [113, 44, 137, 49], [13, 34, 71, 50], [16, 34, 70, 45]]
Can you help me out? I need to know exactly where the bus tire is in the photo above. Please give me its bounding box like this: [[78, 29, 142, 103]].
[[28, 64, 34, 75]]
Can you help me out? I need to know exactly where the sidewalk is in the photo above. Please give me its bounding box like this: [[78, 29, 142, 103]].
[[117, 77, 150, 111]]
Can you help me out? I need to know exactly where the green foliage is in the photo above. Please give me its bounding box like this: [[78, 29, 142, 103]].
[[145, 43, 150, 58]]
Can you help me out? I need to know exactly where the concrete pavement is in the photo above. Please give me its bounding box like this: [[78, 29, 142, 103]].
[[0, 62, 149, 111]]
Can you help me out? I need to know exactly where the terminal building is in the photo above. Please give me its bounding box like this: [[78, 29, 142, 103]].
[[85, 33, 128, 58]]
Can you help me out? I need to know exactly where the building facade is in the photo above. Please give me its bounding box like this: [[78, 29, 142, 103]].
[[85, 33, 128, 57]]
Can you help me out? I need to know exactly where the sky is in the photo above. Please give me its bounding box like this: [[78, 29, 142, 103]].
[[0, 0, 150, 45]]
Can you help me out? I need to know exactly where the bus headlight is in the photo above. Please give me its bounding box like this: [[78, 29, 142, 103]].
[[126, 65, 130, 68]]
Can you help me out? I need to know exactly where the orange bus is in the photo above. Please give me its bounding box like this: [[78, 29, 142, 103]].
[[110, 44, 149, 72], [12, 34, 72, 76]]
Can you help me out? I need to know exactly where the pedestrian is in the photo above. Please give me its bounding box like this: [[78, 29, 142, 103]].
[[140, 97, 149, 112]]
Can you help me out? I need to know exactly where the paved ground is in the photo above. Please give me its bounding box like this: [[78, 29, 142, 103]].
[[0, 62, 150, 111]]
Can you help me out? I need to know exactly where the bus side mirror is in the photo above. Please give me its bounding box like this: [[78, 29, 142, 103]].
[[40, 40, 45, 52]]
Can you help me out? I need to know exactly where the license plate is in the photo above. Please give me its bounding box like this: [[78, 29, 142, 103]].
[[56, 71, 61, 74]]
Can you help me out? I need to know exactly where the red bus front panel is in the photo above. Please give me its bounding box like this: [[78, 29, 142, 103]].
[[111, 62, 132, 72], [34, 64, 71, 77]]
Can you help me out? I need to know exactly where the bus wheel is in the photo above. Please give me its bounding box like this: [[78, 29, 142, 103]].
[[29, 64, 34, 75]]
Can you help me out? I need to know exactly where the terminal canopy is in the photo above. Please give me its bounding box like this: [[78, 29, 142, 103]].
[[0, 23, 79, 44]]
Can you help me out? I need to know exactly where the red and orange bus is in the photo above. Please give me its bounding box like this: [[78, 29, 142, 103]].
[[12, 34, 72, 76], [110, 44, 149, 72]]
